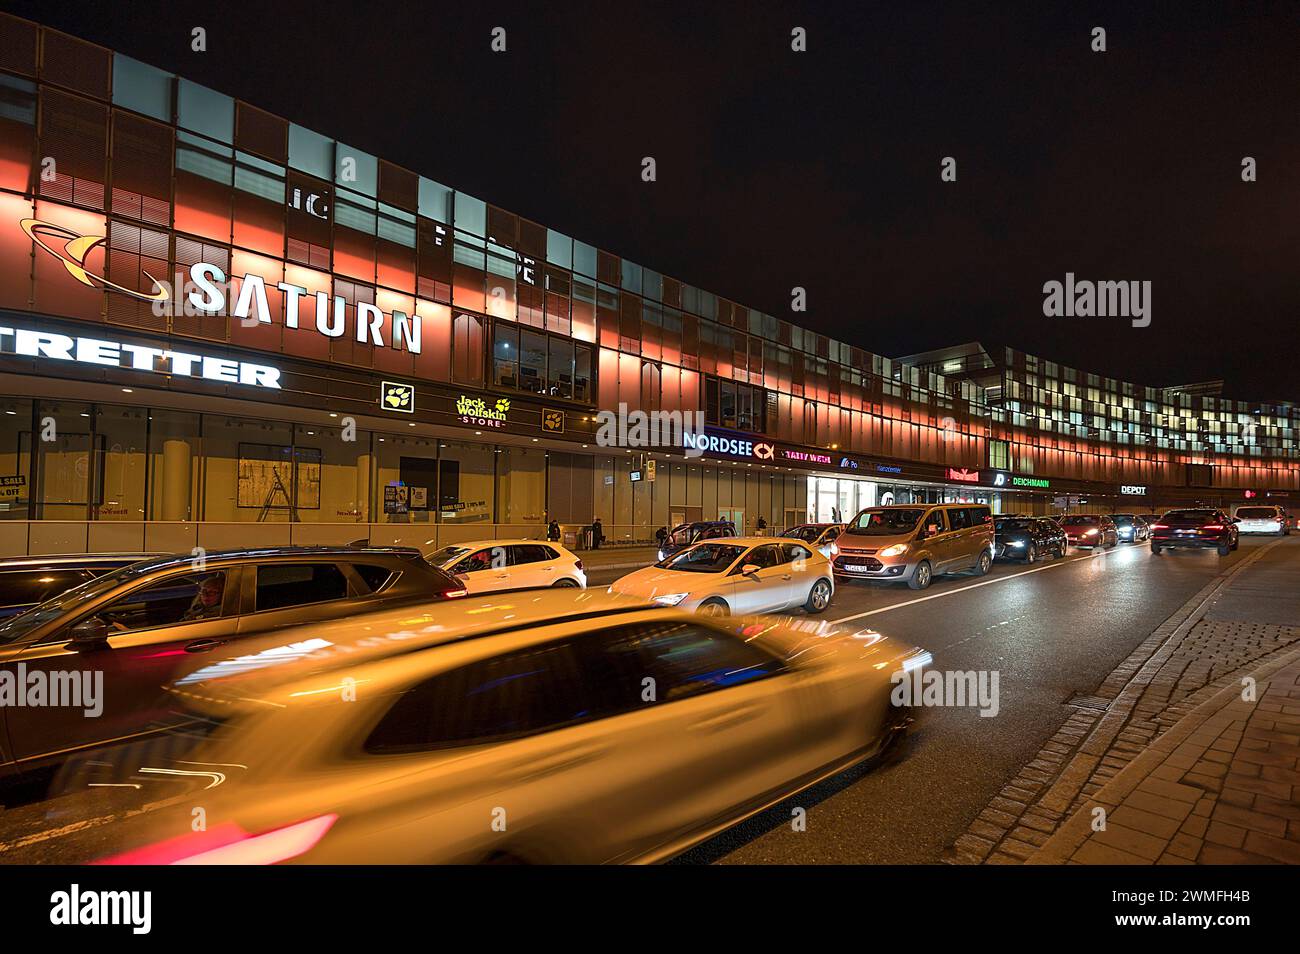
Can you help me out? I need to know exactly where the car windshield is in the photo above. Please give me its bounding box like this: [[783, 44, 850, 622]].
[[849, 509, 925, 536], [0, 559, 160, 644], [662, 543, 746, 573], [1237, 508, 1276, 519], [1060, 516, 1099, 526], [428, 545, 470, 565], [781, 526, 822, 542], [995, 518, 1034, 532]]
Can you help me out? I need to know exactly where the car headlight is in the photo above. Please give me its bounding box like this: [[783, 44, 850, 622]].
[[657, 550, 664, 561], [1085, 528, 1098, 536], [1007, 540, 1025, 547], [652, 593, 689, 606], [829, 543, 838, 556], [879, 543, 909, 557]]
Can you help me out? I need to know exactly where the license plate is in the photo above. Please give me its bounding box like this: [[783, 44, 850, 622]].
[[843, 564, 869, 573]]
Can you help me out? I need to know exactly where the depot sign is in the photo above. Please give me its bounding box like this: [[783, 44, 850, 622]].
[[0, 324, 281, 389]]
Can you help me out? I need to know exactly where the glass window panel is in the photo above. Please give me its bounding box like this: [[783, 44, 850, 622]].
[[454, 192, 486, 236], [546, 229, 572, 268], [112, 54, 172, 121], [177, 79, 233, 143], [288, 123, 333, 178], [418, 177, 452, 221]]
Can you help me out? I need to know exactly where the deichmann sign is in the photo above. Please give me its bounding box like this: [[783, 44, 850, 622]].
[[0, 324, 282, 389], [992, 471, 1050, 489], [21, 218, 424, 356]]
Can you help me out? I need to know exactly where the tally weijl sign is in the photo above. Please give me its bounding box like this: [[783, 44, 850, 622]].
[[21, 218, 424, 355]]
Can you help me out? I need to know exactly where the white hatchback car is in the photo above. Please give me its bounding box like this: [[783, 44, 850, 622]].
[[427, 540, 586, 592], [778, 523, 845, 559], [610, 537, 833, 616]]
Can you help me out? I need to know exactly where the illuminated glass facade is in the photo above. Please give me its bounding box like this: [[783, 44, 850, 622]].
[[0, 15, 1294, 554]]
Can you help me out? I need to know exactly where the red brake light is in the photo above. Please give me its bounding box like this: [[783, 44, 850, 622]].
[[96, 814, 338, 865], [1202, 525, 1223, 531]]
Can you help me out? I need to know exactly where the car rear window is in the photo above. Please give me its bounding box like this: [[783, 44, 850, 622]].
[[1236, 507, 1277, 519], [353, 564, 395, 593], [1165, 510, 1219, 521]]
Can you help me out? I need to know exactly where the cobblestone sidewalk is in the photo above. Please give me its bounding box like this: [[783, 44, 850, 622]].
[[944, 539, 1300, 864]]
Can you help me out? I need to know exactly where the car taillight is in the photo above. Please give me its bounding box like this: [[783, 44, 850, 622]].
[[96, 814, 338, 865], [442, 588, 468, 599], [1152, 523, 1167, 529], [1202, 525, 1223, 531]]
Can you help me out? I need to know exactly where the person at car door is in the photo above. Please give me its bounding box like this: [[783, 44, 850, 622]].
[[180, 575, 225, 622], [547, 520, 561, 542]]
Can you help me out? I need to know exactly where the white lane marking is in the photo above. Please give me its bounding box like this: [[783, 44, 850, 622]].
[[828, 550, 1110, 624]]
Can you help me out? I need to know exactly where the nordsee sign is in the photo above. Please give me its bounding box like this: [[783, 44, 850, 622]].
[[683, 431, 756, 458], [0, 325, 282, 389]]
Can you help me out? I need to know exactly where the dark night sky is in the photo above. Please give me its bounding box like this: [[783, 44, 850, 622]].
[[13, 0, 1300, 400]]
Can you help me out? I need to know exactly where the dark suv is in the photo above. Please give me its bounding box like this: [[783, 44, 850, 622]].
[[993, 517, 1066, 563], [0, 546, 465, 775], [657, 520, 737, 562], [1150, 509, 1240, 556]]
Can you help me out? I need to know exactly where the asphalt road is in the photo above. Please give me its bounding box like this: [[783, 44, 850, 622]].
[[0, 534, 1287, 864]]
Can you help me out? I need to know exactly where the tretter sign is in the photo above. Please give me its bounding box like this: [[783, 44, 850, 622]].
[[0, 324, 281, 389]]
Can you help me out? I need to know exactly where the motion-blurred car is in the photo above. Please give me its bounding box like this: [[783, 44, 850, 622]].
[[1111, 514, 1150, 543], [656, 520, 737, 562], [611, 538, 832, 616], [426, 540, 586, 592], [1150, 509, 1240, 555], [993, 516, 1066, 563], [0, 553, 158, 620], [0, 546, 466, 774], [1232, 504, 1290, 536], [778, 523, 845, 559], [1059, 514, 1118, 549], [97, 591, 925, 865], [834, 503, 994, 590]]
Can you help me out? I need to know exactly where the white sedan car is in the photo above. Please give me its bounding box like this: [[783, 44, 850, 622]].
[[610, 537, 833, 616], [426, 540, 586, 593], [778, 523, 845, 559]]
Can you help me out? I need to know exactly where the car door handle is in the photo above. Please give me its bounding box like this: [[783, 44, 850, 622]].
[[693, 704, 761, 734], [504, 744, 607, 780], [184, 638, 228, 653], [781, 574, 792, 581]]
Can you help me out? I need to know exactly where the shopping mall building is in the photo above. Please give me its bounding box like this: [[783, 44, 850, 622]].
[[0, 13, 1295, 556]]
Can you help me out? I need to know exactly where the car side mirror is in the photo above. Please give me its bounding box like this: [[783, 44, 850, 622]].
[[66, 616, 110, 650], [1232, 517, 1241, 524], [741, 563, 762, 577]]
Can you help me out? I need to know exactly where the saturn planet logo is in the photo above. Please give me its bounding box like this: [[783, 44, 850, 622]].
[[20, 218, 169, 302]]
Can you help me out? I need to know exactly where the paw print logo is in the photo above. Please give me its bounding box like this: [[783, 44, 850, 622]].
[[495, 398, 511, 415], [542, 410, 564, 433], [381, 382, 414, 413]]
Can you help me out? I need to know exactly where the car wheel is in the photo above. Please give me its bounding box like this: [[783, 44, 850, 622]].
[[1152, 544, 1162, 555], [697, 598, 730, 617], [908, 560, 933, 590], [1025, 543, 1037, 564], [551, 578, 580, 587], [974, 550, 992, 576], [804, 579, 832, 614], [1217, 542, 1231, 556]]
